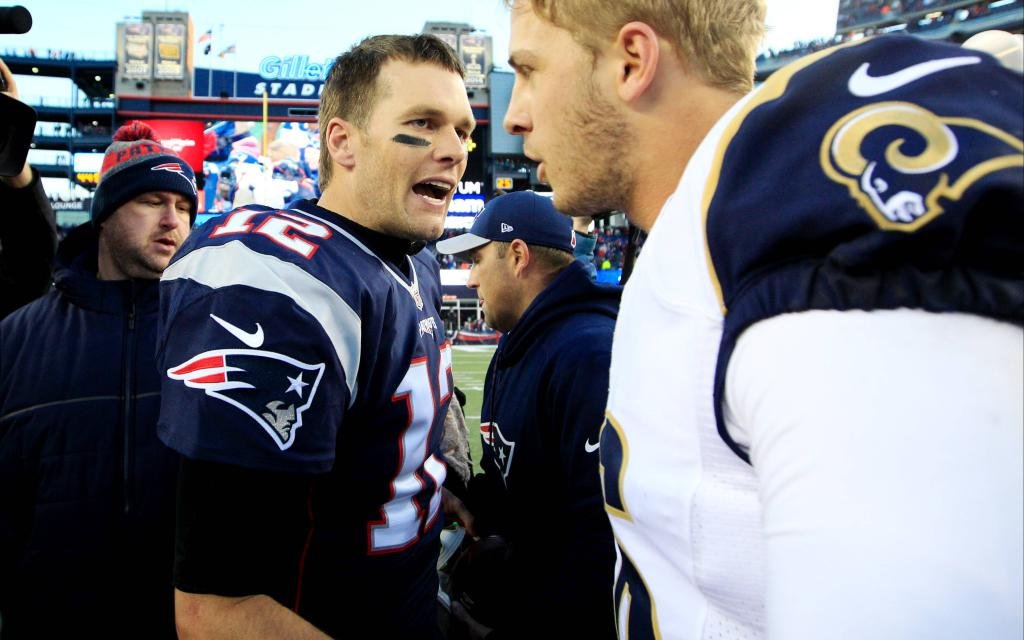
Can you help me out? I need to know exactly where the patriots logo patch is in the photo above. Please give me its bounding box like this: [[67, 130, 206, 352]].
[[151, 162, 198, 196], [480, 421, 515, 484], [167, 348, 325, 450]]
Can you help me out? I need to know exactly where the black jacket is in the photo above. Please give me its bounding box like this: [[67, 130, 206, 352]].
[[468, 260, 621, 638], [0, 168, 57, 320], [0, 223, 177, 638]]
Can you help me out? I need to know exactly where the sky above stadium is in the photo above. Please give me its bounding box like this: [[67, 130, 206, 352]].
[[9, 0, 839, 100]]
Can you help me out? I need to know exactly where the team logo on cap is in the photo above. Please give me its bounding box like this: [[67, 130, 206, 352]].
[[151, 162, 198, 196], [500, 223, 514, 233]]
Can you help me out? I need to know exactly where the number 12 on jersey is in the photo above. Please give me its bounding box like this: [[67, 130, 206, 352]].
[[369, 343, 453, 554]]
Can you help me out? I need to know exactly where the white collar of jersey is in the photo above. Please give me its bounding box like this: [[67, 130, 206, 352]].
[[290, 207, 425, 311]]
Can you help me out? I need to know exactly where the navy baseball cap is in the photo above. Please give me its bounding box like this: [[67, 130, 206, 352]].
[[436, 191, 576, 255]]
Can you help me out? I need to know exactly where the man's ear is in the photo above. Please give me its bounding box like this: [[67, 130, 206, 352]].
[[509, 239, 531, 277], [324, 116, 358, 170], [613, 21, 661, 103]]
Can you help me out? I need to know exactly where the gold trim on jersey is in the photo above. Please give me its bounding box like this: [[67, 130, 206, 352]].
[[601, 410, 632, 522], [613, 534, 664, 640], [701, 39, 868, 315]]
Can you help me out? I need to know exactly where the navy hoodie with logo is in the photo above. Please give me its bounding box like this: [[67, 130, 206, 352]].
[[468, 259, 621, 638]]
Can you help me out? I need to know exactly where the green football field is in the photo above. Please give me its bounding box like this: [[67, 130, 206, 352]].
[[451, 345, 496, 473]]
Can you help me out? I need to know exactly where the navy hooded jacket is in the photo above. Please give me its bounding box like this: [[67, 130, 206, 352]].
[[0, 223, 178, 638], [469, 259, 621, 638]]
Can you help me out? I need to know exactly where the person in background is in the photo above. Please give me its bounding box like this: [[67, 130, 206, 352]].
[[571, 215, 597, 279], [0, 57, 57, 319], [436, 191, 620, 639], [0, 121, 198, 638]]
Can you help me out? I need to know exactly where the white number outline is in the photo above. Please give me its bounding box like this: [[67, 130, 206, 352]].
[[368, 342, 453, 553], [210, 209, 332, 259]]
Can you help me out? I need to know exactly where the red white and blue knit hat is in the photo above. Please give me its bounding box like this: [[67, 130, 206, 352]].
[[91, 121, 199, 226]]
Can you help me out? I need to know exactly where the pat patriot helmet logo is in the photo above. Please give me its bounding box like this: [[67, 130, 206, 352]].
[[821, 101, 1024, 232], [167, 348, 325, 450]]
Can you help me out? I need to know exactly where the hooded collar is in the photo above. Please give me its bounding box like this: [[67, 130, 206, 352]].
[[494, 260, 622, 367], [53, 223, 160, 314]]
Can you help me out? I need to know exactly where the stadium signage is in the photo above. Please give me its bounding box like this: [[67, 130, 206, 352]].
[[258, 56, 333, 81], [252, 55, 333, 98], [449, 193, 485, 216], [51, 200, 90, 211], [252, 81, 324, 98]]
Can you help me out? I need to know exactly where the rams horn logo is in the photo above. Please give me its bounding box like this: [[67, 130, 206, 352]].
[[821, 101, 1023, 232], [167, 348, 325, 450]]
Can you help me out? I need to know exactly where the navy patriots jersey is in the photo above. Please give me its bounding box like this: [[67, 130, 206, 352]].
[[157, 200, 452, 632]]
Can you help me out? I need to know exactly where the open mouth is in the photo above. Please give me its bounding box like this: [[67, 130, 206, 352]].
[[412, 180, 454, 203], [154, 238, 177, 250]]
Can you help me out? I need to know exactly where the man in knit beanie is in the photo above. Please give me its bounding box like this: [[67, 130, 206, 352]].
[[91, 121, 198, 279], [0, 120, 196, 637], [92, 121, 198, 226]]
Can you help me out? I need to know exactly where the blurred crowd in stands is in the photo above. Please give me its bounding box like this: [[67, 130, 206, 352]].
[[432, 224, 632, 273], [758, 0, 1020, 63], [1, 48, 81, 60], [837, 0, 1018, 29], [201, 121, 320, 213]]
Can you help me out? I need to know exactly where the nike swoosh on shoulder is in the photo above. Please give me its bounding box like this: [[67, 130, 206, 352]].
[[585, 439, 600, 453], [847, 56, 981, 97], [210, 313, 265, 348]]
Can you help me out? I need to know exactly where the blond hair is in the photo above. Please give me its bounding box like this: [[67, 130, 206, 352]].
[[510, 0, 766, 93], [318, 34, 464, 188]]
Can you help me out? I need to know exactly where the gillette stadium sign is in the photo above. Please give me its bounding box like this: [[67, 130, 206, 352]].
[[253, 55, 333, 98], [253, 55, 333, 97]]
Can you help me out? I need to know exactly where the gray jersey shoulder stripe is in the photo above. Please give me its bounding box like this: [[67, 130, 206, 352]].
[[163, 240, 361, 404]]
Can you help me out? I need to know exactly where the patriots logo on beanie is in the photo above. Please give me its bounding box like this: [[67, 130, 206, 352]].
[[90, 121, 199, 226], [151, 163, 198, 196]]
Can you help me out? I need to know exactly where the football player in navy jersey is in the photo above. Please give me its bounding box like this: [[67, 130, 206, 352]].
[[157, 34, 475, 638], [503, 1, 1023, 639]]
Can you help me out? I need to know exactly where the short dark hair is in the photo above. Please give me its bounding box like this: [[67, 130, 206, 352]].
[[318, 34, 465, 188], [493, 240, 574, 281]]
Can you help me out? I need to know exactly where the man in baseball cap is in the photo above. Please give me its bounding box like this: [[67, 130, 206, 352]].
[[436, 189, 576, 258], [437, 190, 621, 638]]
